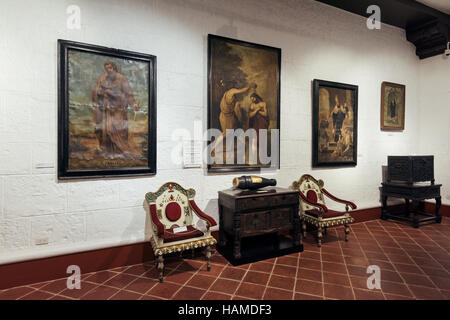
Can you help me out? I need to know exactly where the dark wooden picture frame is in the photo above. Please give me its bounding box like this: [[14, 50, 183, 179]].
[[312, 79, 358, 167], [58, 40, 157, 179], [380, 81, 405, 131], [207, 34, 281, 172]]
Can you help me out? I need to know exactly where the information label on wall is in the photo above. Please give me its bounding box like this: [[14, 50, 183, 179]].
[[183, 140, 202, 168]]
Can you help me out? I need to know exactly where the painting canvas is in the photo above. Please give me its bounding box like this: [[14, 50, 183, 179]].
[[207, 34, 281, 172], [381, 82, 405, 130], [58, 40, 156, 179], [312, 79, 358, 167]]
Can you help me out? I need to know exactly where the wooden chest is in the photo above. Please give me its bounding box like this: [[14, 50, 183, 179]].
[[387, 155, 434, 184], [217, 187, 302, 264]]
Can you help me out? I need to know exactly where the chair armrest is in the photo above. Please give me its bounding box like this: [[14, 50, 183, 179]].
[[298, 191, 328, 213], [189, 200, 217, 227], [149, 204, 164, 237], [322, 188, 357, 209]]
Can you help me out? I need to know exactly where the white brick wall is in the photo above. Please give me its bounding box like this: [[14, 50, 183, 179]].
[[4, 175, 66, 218], [418, 56, 450, 204], [31, 214, 85, 246], [1, 0, 444, 263], [85, 207, 145, 242]]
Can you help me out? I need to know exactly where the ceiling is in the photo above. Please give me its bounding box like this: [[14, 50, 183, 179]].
[[315, 0, 450, 59]]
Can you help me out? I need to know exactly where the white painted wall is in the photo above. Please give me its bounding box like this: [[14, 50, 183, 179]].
[[0, 0, 427, 263], [418, 55, 450, 204]]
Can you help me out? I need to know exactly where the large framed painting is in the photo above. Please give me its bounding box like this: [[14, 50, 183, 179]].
[[312, 79, 358, 167], [58, 40, 157, 179], [207, 34, 281, 172], [380, 81, 405, 131]]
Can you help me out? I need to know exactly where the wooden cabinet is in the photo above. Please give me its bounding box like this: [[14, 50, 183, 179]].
[[217, 187, 302, 264]]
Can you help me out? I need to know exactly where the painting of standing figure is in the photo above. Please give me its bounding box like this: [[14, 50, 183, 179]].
[[381, 82, 405, 131], [58, 40, 156, 179], [312, 79, 358, 167], [207, 34, 281, 172]]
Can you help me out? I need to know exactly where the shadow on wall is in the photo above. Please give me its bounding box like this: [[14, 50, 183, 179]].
[[216, 24, 238, 39], [162, 0, 351, 40], [118, 200, 150, 246], [143, 199, 152, 242], [381, 165, 388, 183], [99, 199, 154, 269], [202, 199, 219, 232], [379, 164, 402, 206]]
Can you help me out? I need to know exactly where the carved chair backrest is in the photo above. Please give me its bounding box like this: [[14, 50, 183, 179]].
[[145, 183, 196, 230], [296, 174, 326, 212]]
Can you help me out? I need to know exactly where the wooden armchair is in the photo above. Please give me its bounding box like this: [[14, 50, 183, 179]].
[[145, 182, 217, 282], [291, 174, 356, 247]]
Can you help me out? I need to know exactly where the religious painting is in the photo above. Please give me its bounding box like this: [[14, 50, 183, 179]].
[[58, 40, 156, 179], [380, 82, 405, 131], [312, 79, 358, 167], [207, 34, 281, 172]]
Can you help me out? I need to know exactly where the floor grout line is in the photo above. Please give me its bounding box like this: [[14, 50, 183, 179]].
[[14, 288, 39, 300], [366, 220, 416, 299], [291, 251, 301, 300], [166, 251, 217, 300], [261, 256, 278, 299], [198, 251, 230, 300], [395, 223, 448, 295], [228, 261, 252, 300], [359, 222, 387, 299], [335, 228, 358, 300]]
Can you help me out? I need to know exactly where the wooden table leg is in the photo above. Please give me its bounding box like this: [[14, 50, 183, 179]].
[[233, 213, 241, 259], [381, 195, 388, 220], [435, 196, 442, 223], [404, 198, 410, 217], [218, 205, 226, 246], [412, 200, 419, 228], [292, 205, 301, 246]]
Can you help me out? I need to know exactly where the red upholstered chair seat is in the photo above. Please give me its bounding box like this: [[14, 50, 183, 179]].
[[163, 226, 204, 243], [305, 209, 345, 219]]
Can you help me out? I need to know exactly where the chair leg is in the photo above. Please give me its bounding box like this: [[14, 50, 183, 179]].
[[302, 220, 307, 238], [344, 223, 350, 242], [323, 227, 327, 235], [206, 245, 212, 271], [157, 255, 164, 282], [317, 225, 323, 247]]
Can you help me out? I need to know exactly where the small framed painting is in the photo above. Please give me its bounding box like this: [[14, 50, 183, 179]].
[[312, 79, 358, 167], [380, 81, 405, 131], [58, 40, 157, 179]]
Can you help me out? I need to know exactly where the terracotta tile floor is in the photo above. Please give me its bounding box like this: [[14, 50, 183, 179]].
[[1, 217, 450, 300]]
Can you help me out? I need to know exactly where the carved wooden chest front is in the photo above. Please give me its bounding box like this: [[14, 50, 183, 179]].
[[387, 155, 434, 184]]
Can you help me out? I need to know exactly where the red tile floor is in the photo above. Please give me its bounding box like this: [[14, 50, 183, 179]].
[[1, 217, 450, 300]]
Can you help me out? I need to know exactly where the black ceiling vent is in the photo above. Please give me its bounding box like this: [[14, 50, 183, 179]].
[[406, 19, 449, 59]]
